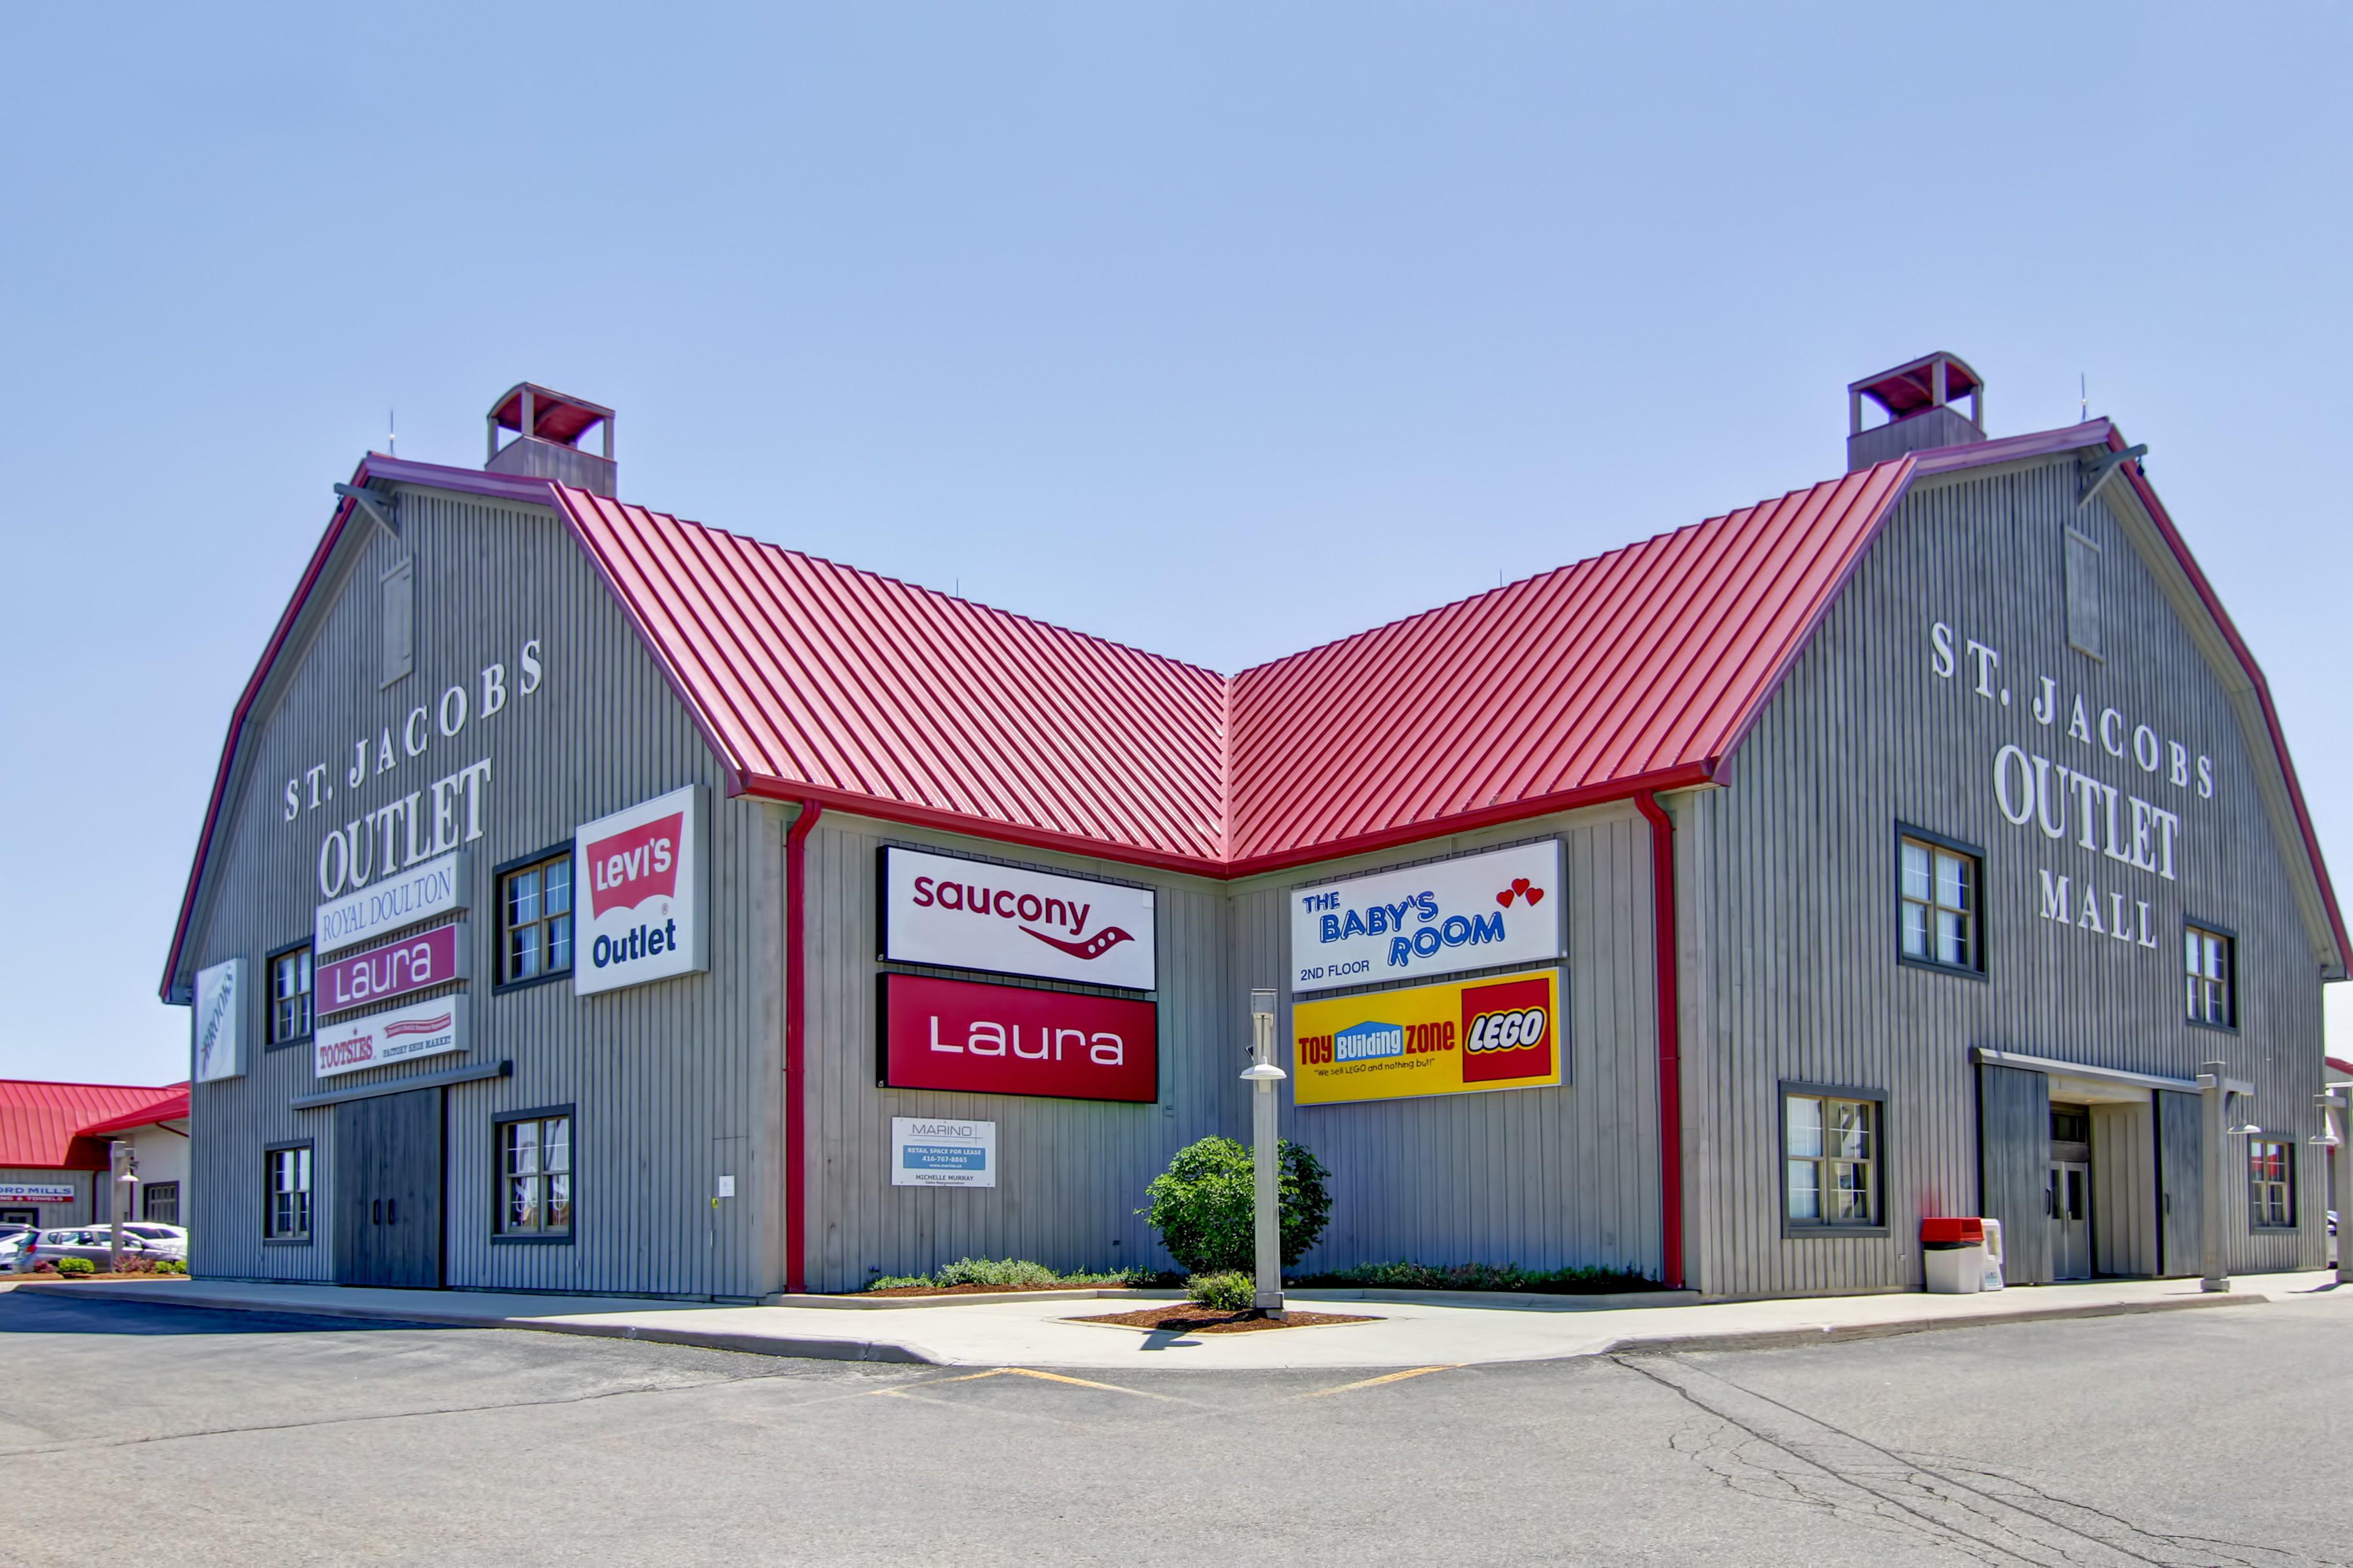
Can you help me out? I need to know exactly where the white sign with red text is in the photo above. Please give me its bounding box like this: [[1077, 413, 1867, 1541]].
[[574, 784, 709, 996], [313, 995, 468, 1079], [881, 846, 1157, 990]]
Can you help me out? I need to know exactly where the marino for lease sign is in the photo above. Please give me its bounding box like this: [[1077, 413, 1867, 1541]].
[[1291, 968, 1563, 1104], [1288, 841, 1563, 994]]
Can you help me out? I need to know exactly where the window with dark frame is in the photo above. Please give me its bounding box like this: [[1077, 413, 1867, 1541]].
[[270, 946, 313, 1043], [264, 1146, 311, 1240], [496, 1113, 573, 1237], [1899, 835, 1980, 971], [2186, 925, 2234, 1027], [142, 1182, 180, 1225], [1785, 1091, 1881, 1228], [2248, 1139, 2292, 1229], [500, 854, 574, 984]]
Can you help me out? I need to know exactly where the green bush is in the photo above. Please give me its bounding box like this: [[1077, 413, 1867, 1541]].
[[55, 1257, 95, 1276], [1185, 1271, 1255, 1312], [155, 1258, 188, 1276], [1138, 1136, 1331, 1274], [1290, 1260, 1655, 1294], [856, 1260, 1155, 1293], [935, 1257, 1060, 1289]]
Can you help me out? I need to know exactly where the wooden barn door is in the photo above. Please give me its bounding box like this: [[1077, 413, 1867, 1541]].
[[334, 1089, 447, 1288]]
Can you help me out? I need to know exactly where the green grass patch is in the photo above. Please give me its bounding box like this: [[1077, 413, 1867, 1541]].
[[1290, 1261, 1657, 1294], [855, 1257, 1157, 1293]]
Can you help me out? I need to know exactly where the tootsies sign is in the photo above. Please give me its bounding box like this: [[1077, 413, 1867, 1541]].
[[317, 923, 467, 1017], [878, 972, 1158, 1103]]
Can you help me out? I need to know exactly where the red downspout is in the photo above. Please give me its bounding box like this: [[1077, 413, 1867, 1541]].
[[783, 801, 823, 1295], [1635, 791, 1686, 1291]]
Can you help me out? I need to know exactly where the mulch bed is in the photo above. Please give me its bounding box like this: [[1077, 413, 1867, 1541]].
[[858, 1282, 1120, 1297], [1070, 1303, 1375, 1334]]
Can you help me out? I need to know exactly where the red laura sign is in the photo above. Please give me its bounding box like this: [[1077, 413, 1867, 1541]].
[[317, 922, 469, 1017], [880, 973, 1157, 1103]]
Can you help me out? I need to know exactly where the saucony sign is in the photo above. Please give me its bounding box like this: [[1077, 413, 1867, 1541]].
[[879, 846, 1157, 991]]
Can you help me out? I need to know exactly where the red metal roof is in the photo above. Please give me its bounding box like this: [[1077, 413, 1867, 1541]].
[[1226, 464, 1909, 867], [554, 463, 1905, 874], [75, 1085, 190, 1138], [0, 1081, 181, 1170], [562, 491, 1230, 867], [161, 428, 2349, 992]]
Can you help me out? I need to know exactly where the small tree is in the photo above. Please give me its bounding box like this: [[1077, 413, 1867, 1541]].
[[1140, 1136, 1331, 1274]]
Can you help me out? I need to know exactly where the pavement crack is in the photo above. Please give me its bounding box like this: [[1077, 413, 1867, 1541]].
[[0, 1367, 868, 1462], [1616, 1353, 2324, 1568]]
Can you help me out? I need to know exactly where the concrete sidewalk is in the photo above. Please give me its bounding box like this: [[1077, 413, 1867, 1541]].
[[17, 1270, 2341, 1369]]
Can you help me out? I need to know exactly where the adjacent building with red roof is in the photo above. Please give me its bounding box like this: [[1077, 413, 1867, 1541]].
[[158, 357, 2339, 1300], [1, 1080, 190, 1228]]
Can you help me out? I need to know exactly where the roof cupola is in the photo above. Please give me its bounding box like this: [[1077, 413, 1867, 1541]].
[[485, 383, 616, 496], [1846, 352, 1985, 471]]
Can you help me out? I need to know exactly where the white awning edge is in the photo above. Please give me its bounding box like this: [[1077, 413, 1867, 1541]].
[[1970, 1046, 2253, 1097]]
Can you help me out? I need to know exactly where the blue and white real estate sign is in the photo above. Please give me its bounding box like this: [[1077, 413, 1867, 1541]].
[[889, 1117, 997, 1188]]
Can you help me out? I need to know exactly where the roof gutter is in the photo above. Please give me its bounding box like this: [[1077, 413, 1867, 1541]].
[[1634, 790, 1686, 1292], [784, 800, 823, 1295]]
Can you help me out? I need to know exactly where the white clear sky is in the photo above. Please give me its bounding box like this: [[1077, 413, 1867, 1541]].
[[3, 6, 2347, 1085]]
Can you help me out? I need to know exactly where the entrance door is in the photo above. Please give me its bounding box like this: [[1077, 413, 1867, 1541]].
[[334, 1089, 445, 1288], [2048, 1161, 2092, 1280]]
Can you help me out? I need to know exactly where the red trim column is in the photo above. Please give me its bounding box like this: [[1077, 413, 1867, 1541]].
[[1636, 791, 1686, 1292], [783, 802, 823, 1296]]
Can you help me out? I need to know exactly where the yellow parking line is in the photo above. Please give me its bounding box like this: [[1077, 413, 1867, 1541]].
[[867, 1366, 1175, 1401], [1303, 1365, 1460, 1398]]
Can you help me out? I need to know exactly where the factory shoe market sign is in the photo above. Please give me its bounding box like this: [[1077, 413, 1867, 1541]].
[[879, 972, 1158, 1103], [314, 995, 469, 1079], [1289, 841, 1564, 994], [575, 784, 709, 995], [881, 847, 1157, 991], [318, 923, 468, 1018]]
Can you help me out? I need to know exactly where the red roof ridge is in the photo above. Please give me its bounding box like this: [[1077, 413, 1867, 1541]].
[[612, 498, 1232, 684]]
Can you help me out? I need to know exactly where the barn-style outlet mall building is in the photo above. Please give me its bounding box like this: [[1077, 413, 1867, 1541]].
[[162, 359, 2341, 1299]]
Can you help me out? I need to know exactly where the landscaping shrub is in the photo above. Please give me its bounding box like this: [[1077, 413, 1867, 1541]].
[[1184, 1271, 1255, 1312], [856, 1260, 1154, 1293], [1138, 1136, 1331, 1275], [155, 1258, 188, 1276], [935, 1256, 1060, 1289], [1289, 1261, 1655, 1294], [55, 1257, 95, 1276]]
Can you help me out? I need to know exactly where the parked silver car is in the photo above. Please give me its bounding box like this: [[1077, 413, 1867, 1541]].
[[8, 1223, 187, 1272]]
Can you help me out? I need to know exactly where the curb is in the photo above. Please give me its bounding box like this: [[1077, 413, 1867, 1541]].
[[1602, 1291, 2264, 1356], [13, 1280, 939, 1365]]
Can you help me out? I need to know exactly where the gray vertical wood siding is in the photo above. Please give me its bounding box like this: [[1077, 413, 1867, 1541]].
[[2158, 1089, 2203, 1276], [173, 437, 2329, 1304], [1230, 808, 1663, 1281], [178, 484, 781, 1299], [1678, 454, 2329, 1296]]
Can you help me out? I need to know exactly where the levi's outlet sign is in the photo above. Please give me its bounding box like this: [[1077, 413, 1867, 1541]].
[[1289, 840, 1563, 994], [881, 846, 1157, 991], [575, 784, 709, 996], [1291, 968, 1563, 1105], [879, 972, 1157, 1103], [318, 923, 467, 1018], [314, 995, 468, 1079]]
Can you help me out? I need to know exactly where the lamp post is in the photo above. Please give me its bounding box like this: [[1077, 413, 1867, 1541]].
[[2318, 1084, 2352, 1286], [107, 1141, 136, 1275], [2199, 1062, 2228, 1292], [1241, 988, 1286, 1320]]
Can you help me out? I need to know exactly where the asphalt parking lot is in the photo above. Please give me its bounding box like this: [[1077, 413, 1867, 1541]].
[[3, 1287, 2347, 1566]]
